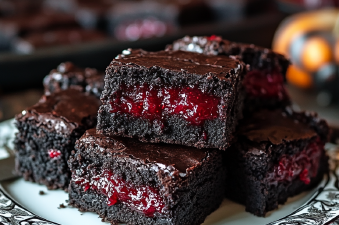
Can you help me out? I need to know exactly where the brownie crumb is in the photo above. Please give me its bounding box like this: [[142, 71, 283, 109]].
[[39, 190, 45, 195], [58, 203, 66, 209]]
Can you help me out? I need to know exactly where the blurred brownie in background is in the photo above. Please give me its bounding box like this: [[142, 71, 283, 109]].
[[106, 1, 178, 41], [13, 27, 107, 53], [43, 62, 104, 98], [0, 0, 42, 18], [0, 10, 78, 50]]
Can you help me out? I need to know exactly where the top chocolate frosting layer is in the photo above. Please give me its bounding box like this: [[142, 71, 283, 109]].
[[113, 49, 244, 80], [82, 129, 211, 174], [16, 89, 100, 135], [166, 35, 290, 74], [238, 109, 317, 145]]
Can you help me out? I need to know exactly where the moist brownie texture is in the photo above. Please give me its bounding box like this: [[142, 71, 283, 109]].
[[167, 35, 291, 111], [14, 89, 101, 191], [43, 62, 104, 98], [224, 108, 330, 217], [68, 129, 225, 225], [97, 49, 246, 150]]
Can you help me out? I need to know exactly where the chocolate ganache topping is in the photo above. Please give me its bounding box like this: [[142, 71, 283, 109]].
[[113, 49, 244, 80], [17, 89, 100, 134], [85, 129, 211, 173], [238, 109, 317, 145]]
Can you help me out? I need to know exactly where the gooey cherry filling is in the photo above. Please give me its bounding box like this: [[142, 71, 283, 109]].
[[266, 138, 323, 186], [75, 170, 166, 217], [243, 69, 288, 100], [48, 149, 61, 159], [110, 84, 220, 126]]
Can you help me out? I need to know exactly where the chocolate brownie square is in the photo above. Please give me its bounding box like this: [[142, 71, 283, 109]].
[[224, 108, 330, 216], [68, 129, 225, 225], [13, 28, 106, 54], [0, 10, 78, 50], [167, 35, 291, 111], [97, 50, 246, 150], [14, 89, 101, 191], [43, 62, 104, 98]]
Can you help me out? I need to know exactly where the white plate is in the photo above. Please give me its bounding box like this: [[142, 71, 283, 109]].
[[1, 178, 318, 225]]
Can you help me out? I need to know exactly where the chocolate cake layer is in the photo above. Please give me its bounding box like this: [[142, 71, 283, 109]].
[[14, 89, 101, 190], [68, 129, 226, 225], [97, 49, 246, 150], [224, 108, 330, 216]]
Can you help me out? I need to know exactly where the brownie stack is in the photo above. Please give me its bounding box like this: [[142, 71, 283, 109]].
[[13, 35, 330, 225], [68, 50, 246, 224]]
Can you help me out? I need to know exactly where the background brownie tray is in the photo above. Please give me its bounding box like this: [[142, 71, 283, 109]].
[[0, 12, 285, 92]]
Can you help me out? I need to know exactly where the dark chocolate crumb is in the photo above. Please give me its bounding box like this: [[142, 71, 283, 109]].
[[58, 203, 66, 209], [39, 190, 45, 195]]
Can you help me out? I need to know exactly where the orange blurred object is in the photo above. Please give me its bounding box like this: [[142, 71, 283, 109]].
[[335, 39, 339, 64], [273, 9, 339, 90], [301, 37, 333, 72], [286, 64, 312, 88]]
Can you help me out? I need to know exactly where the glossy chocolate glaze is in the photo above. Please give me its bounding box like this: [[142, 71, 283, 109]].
[[16, 89, 100, 134], [238, 109, 317, 145], [114, 49, 244, 80], [84, 129, 210, 173], [167, 35, 290, 73]]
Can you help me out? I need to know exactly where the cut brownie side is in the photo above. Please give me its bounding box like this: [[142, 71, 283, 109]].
[[167, 35, 291, 111], [97, 50, 246, 150], [14, 89, 101, 191], [68, 129, 225, 225], [224, 108, 330, 217], [43, 62, 104, 98]]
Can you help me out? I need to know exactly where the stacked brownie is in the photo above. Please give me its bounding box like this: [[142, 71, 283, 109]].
[[97, 50, 246, 150], [68, 50, 246, 224], [224, 108, 329, 216], [13, 35, 330, 224]]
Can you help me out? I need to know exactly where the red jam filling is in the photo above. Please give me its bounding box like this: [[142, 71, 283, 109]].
[[48, 149, 61, 159], [243, 69, 288, 100], [266, 139, 323, 185], [75, 170, 166, 217], [110, 84, 220, 126]]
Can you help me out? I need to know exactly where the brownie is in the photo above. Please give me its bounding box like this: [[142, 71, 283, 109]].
[[0, 10, 78, 50], [43, 62, 105, 98], [14, 89, 101, 191], [13, 27, 107, 53], [106, 1, 177, 41], [68, 129, 225, 225], [167, 35, 291, 111], [0, 0, 42, 18], [97, 49, 246, 150], [224, 108, 330, 217]]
